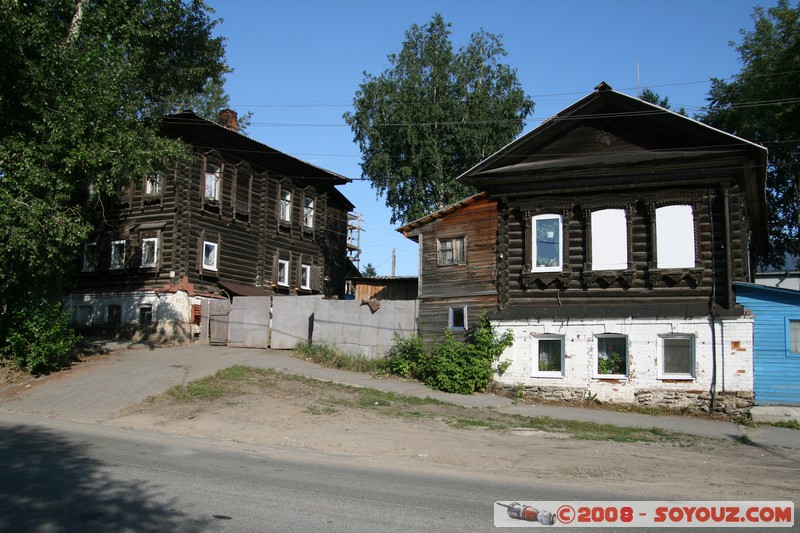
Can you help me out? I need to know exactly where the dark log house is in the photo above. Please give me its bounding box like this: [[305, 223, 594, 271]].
[[66, 110, 354, 342], [400, 83, 767, 412]]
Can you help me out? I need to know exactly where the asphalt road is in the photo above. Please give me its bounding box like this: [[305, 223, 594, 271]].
[[3, 413, 793, 532], [0, 412, 622, 532]]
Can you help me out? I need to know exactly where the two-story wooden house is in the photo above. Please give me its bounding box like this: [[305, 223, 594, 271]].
[[66, 110, 354, 342], [401, 83, 767, 413]]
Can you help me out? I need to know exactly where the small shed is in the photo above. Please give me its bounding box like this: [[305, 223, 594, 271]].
[[349, 276, 418, 301], [735, 282, 800, 406]]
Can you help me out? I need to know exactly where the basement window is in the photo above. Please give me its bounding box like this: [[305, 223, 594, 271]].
[[596, 335, 628, 377], [660, 335, 695, 379], [139, 304, 153, 325], [534, 336, 564, 377]]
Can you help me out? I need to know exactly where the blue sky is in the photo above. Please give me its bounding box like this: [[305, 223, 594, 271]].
[[206, 0, 777, 276]]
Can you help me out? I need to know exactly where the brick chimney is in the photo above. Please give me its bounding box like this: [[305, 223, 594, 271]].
[[218, 108, 238, 132]]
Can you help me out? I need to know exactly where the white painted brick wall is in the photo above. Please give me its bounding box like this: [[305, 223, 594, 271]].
[[493, 316, 754, 403]]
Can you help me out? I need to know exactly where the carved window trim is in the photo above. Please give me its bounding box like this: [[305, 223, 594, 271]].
[[645, 193, 704, 286], [201, 153, 224, 209], [519, 199, 574, 289], [582, 199, 635, 285]]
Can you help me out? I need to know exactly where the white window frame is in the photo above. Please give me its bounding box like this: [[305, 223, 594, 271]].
[[448, 305, 468, 331], [145, 171, 162, 196], [110, 240, 126, 270], [141, 237, 158, 268], [655, 205, 695, 269], [202, 241, 219, 271], [279, 189, 292, 223], [303, 196, 315, 228], [300, 264, 311, 290], [591, 209, 628, 270], [277, 259, 290, 286], [204, 163, 221, 202], [659, 335, 695, 379], [82, 242, 97, 272], [595, 334, 628, 378], [533, 335, 565, 378], [787, 319, 800, 356], [438, 236, 466, 265], [531, 214, 563, 272]]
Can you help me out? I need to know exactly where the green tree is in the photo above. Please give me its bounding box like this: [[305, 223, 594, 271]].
[[344, 13, 534, 225], [362, 263, 378, 277], [166, 76, 253, 133], [0, 0, 227, 373], [640, 88, 687, 116], [699, 0, 800, 268]]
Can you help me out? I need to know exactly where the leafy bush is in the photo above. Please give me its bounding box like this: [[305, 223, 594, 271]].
[[1, 301, 80, 375], [384, 334, 426, 377], [386, 313, 514, 394]]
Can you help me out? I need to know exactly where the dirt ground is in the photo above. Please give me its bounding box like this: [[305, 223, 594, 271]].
[[104, 368, 800, 503]]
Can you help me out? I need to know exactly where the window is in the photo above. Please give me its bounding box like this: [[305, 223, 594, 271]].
[[438, 237, 466, 265], [110, 240, 126, 270], [204, 163, 221, 202], [789, 320, 800, 355], [655, 205, 695, 269], [82, 243, 97, 272], [277, 259, 289, 286], [661, 336, 695, 378], [145, 171, 162, 196], [534, 336, 564, 376], [202, 241, 219, 271], [597, 335, 627, 377], [531, 215, 563, 271], [74, 305, 93, 326], [141, 237, 158, 268], [300, 264, 311, 290], [449, 306, 467, 331], [279, 189, 292, 223], [591, 209, 627, 270], [139, 304, 153, 325], [303, 196, 315, 228], [107, 304, 122, 326]]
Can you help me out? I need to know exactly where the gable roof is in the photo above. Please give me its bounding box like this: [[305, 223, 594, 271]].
[[397, 191, 488, 240], [458, 82, 768, 254], [161, 112, 353, 199]]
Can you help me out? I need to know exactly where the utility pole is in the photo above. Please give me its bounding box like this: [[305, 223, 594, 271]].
[[391, 248, 396, 276]]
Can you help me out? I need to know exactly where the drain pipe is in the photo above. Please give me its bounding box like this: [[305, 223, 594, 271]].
[[708, 190, 718, 412]]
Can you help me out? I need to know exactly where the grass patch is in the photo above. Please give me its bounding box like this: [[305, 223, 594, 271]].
[[293, 342, 389, 374], [163, 365, 694, 444], [768, 419, 800, 430]]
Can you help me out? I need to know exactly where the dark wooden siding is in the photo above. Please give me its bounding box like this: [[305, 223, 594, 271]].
[[412, 197, 498, 342], [73, 147, 351, 299]]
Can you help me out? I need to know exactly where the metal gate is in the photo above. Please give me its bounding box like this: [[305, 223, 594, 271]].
[[208, 299, 230, 346]]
